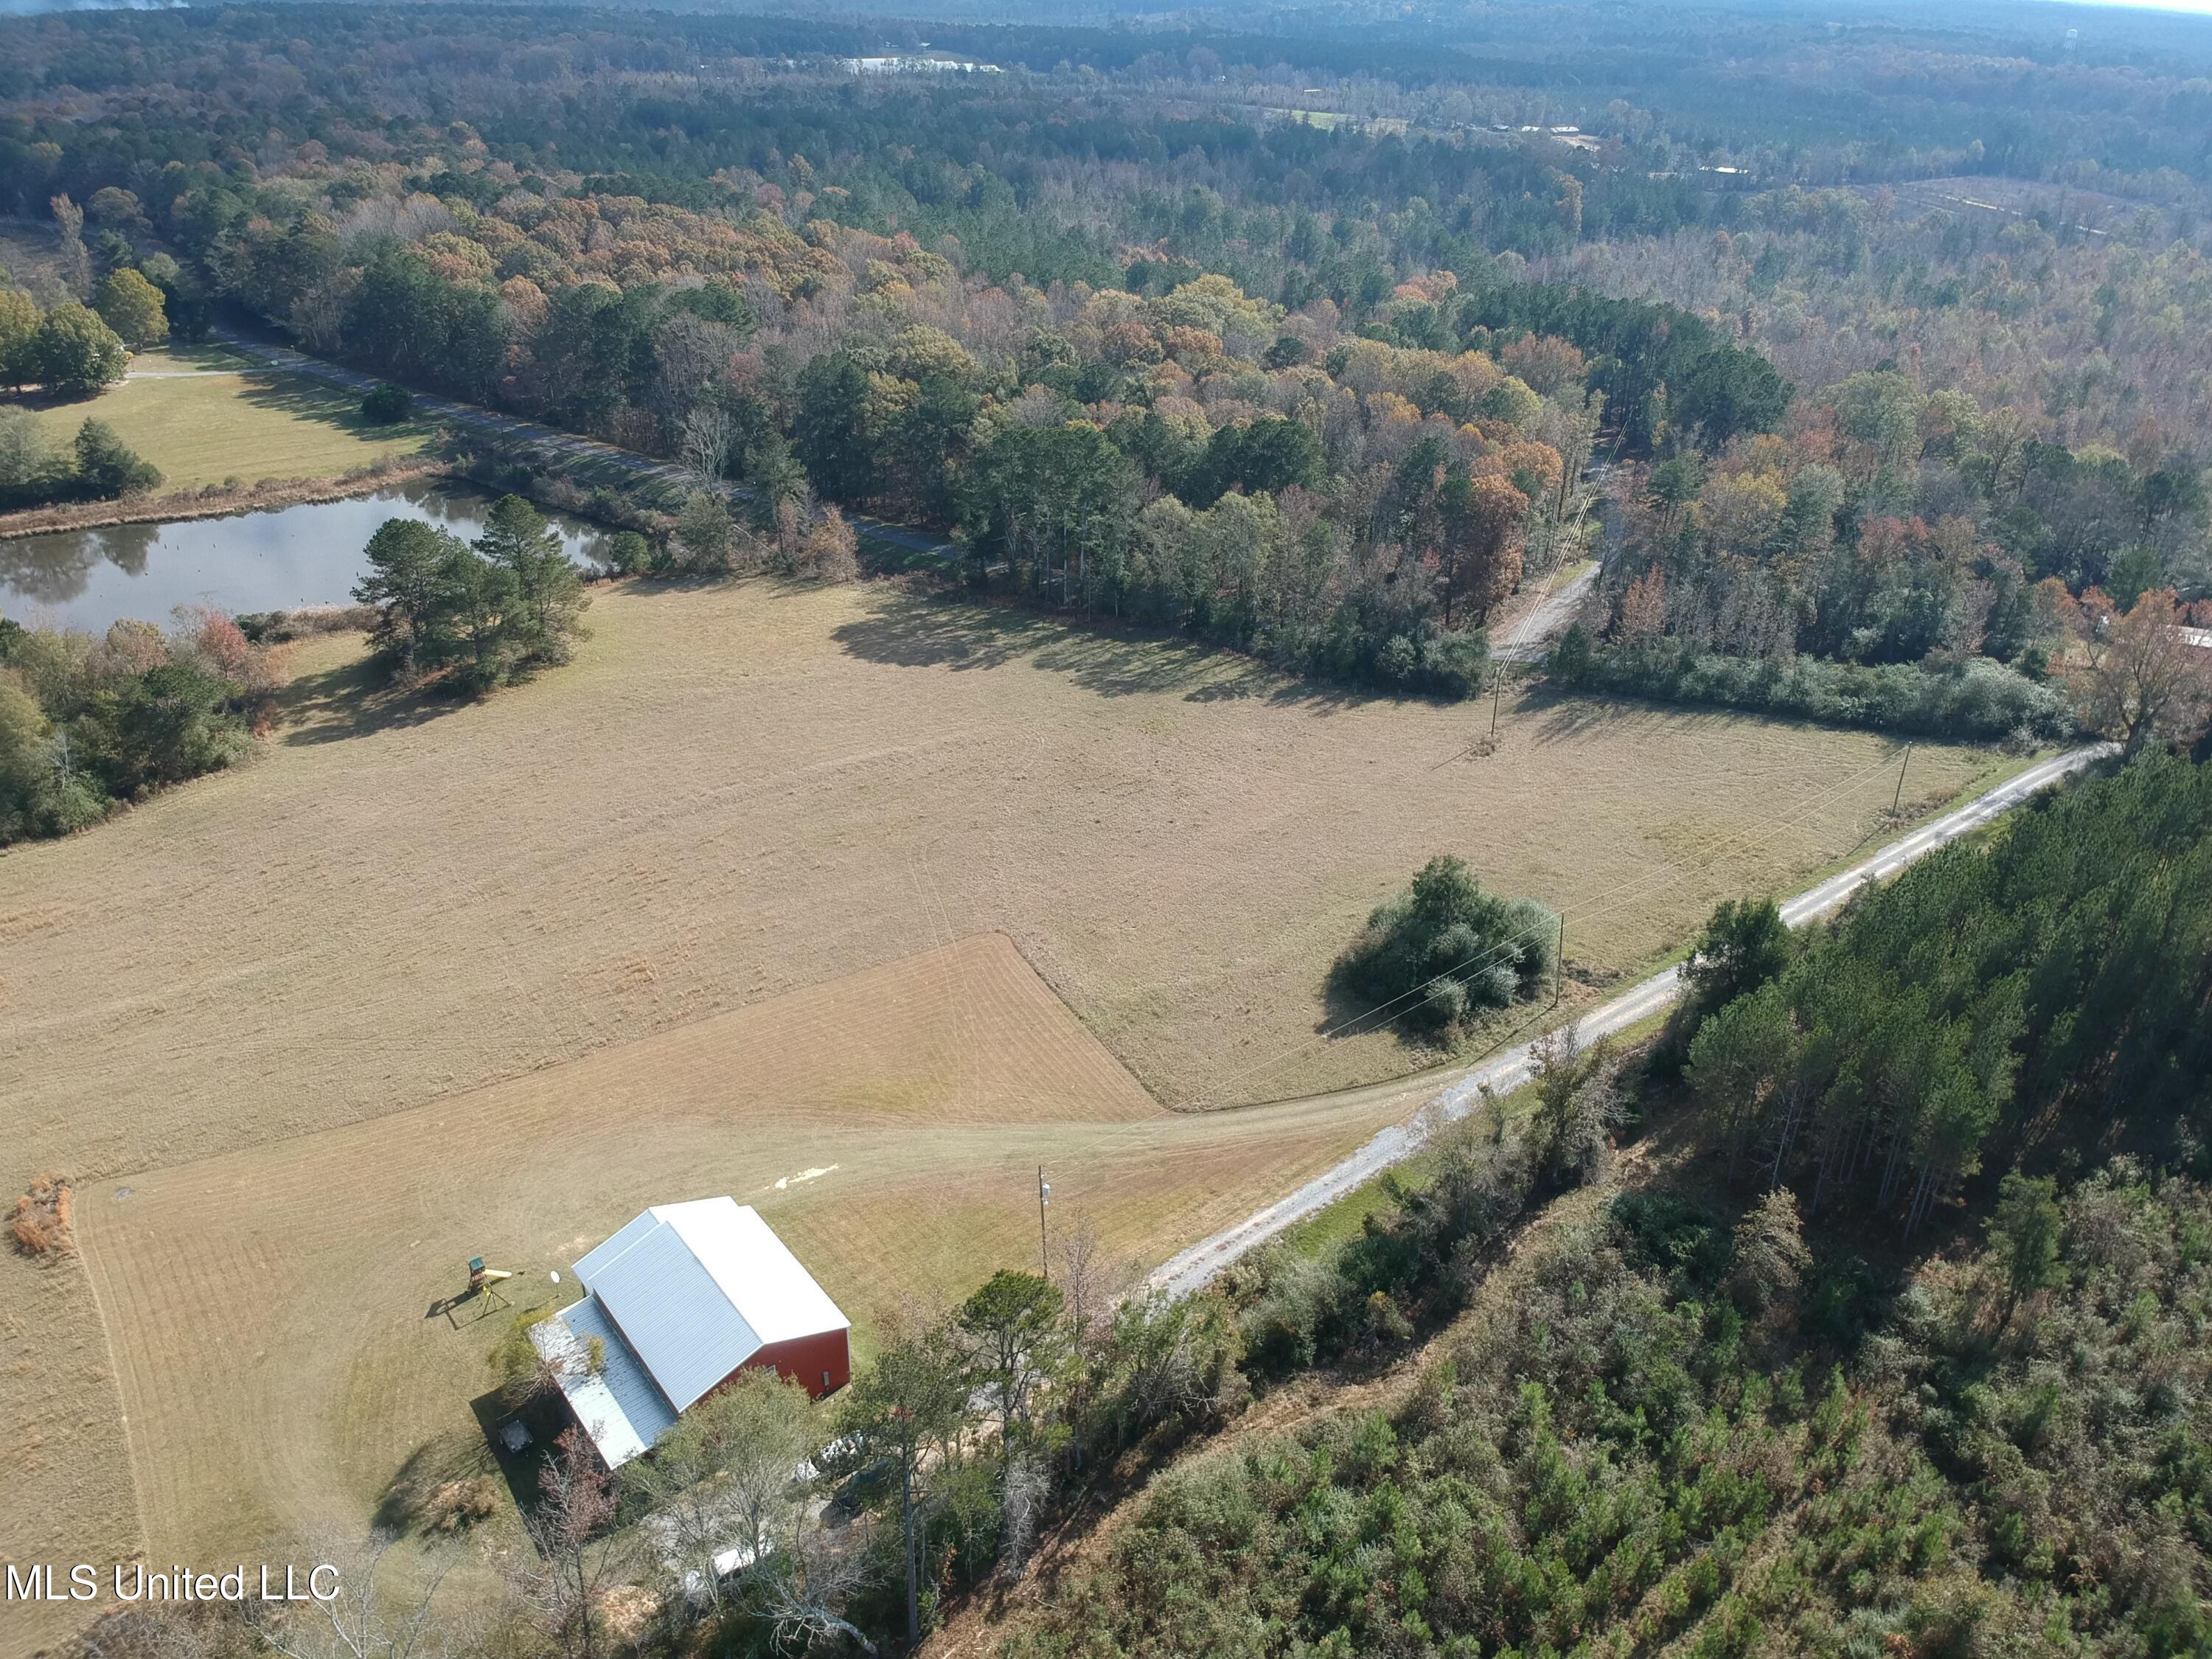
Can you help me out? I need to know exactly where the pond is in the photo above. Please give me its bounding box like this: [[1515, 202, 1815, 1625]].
[[0, 481, 620, 636]]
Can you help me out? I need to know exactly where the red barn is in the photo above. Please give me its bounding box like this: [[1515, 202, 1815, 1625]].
[[531, 1197, 852, 1468]]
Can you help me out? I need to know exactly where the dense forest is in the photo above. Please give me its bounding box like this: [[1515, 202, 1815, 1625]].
[[3, 0, 2208, 722], [1014, 755, 2212, 1659], [1024, 1155, 2212, 1659]]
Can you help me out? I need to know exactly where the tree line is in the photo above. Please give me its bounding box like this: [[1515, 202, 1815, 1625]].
[[1554, 357, 2212, 737], [0, 256, 164, 398], [0, 606, 271, 844], [1678, 754, 2211, 1233], [0, 21, 1847, 698]]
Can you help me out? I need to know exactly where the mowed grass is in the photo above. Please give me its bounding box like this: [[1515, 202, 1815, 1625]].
[[1, 577, 2019, 1626], [13, 344, 435, 491], [77, 934, 1422, 1563], [3, 580, 2012, 1182]]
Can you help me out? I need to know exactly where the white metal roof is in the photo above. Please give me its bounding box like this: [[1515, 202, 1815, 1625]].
[[568, 1199, 849, 1415], [531, 1297, 678, 1469]]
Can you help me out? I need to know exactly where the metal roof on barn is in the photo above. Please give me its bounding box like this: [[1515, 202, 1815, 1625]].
[[574, 1198, 851, 1413], [532, 1293, 678, 1468], [533, 1198, 850, 1469]]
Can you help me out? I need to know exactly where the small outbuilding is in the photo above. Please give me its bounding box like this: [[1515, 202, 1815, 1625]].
[[531, 1197, 852, 1468]]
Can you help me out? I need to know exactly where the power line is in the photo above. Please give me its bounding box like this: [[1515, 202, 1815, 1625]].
[[1191, 741, 1913, 1107]]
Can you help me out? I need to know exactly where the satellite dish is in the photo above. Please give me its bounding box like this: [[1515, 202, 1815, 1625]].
[[550, 1270, 562, 1284]]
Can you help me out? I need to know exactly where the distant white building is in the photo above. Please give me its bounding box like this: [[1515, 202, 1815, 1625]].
[[846, 55, 1003, 76]]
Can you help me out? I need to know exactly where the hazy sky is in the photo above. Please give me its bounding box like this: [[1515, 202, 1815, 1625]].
[[2045, 0, 2212, 15]]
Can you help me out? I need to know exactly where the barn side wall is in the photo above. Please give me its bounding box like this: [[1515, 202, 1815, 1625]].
[[741, 1328, 852, 1398]]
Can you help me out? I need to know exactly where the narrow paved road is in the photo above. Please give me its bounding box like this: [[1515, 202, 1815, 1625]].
[[1148, 742, 2114, 1297]]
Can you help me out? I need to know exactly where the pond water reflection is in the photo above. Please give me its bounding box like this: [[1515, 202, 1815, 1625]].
[[0, 480, 616, 634]]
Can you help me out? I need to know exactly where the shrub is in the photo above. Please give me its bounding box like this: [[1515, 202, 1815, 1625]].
[[361, 383, 414, 424], [1231, 1110, 1537, 1380], [10, 1174, 73, 1259], [422, 1476, 500, 1533], [599, 530, 653, 574], [1549, 637, 2073, 741], [1333, 855, 1557, 1036], [490, 1307, 562, 1406], [234, 605, 380, 644], [672, 489, 738, 571]]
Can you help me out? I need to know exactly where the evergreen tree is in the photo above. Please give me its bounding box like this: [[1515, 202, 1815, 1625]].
[[355, 518, 469, 676], [476, 494, 588, 664], [71, 418, 160, 499]]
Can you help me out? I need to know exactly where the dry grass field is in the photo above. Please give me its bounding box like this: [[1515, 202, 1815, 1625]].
[[77, 933, 1426, 1565], [1, 575, 2018, 1649]]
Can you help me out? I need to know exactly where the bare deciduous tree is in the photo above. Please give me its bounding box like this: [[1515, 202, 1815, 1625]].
[[72, 1607, 249, 1659], [51, 193, 90, 296], [762, 1517, 879, 1656], [254, 1531, 474, 1659], [2072, 586, 2212, 757], [996, 1454, 1052, 1581], [509, 1428, 636, 1659], [799, 504, 859, 583], [677, 403, 735, 489]]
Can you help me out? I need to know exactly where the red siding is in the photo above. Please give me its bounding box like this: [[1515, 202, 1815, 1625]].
[[737, 1327, 851, 1399]]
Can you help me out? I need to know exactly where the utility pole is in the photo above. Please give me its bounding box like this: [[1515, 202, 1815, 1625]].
[[1892, 742, 1913, 813], [1037, 1167, 1051, 1282], [1489, 667, 1504, 737], [1552, 914, 1565, 1008]]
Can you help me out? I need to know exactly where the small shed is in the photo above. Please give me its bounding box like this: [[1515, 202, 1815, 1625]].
[[531, 1198, 851, 1468]]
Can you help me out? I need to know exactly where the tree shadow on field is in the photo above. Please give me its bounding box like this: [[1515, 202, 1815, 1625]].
[[1524, 683, 1731, 746], [832, 585, 1416, 714], [470, 1388, 569, 1521], [278, 651, 472, 745], [830, 588, 1050, 675], [1520, 680, 1891, 750], [1314, 961, 1447, 1057], [234, 369, 438, 449]]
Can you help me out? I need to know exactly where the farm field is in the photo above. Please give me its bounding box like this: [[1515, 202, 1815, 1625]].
[[14, 344, 436, 492], [1, 576, 2018, 1636], [3, 578, 2015, 1172], [76, 933, 1427, 1565]]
